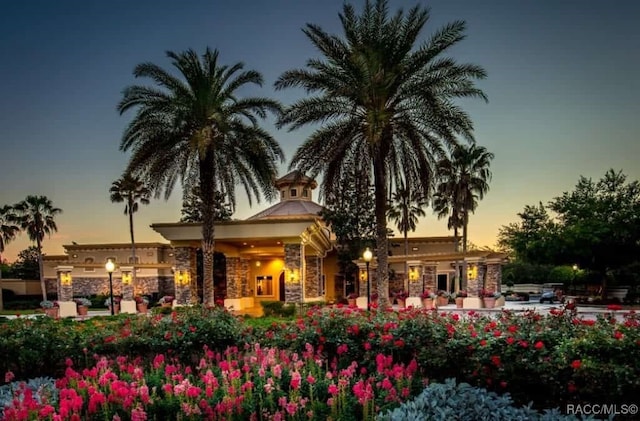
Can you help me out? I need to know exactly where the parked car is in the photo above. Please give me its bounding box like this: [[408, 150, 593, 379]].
[[539, 289, 564, 304]]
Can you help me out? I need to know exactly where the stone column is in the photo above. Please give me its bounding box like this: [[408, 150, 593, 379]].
[[225, 257, 243, 299], [407, 261, 423, 297], [240, 258, 250, 297], [305, 255, 320, 299], [173, 246, 196, 305], [284, 243, 302, 304], [422, 263, 437, 293], [484, 260, 502, 293], [120, 267, 134, 301], [56, 267, 74, 302]]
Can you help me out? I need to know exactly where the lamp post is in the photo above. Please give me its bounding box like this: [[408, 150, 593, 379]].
[[105, 259, 115, 316], [363, 247, 373, 311], [572, 264, 578, 295]]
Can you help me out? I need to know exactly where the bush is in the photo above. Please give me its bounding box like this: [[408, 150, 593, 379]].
[[260, 300, 296, 317], [379, 378, 593, 420]]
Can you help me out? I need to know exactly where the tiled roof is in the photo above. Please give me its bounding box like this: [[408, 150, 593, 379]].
[[247, 200, 324, 220]]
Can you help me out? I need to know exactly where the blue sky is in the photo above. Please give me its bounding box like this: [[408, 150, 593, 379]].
[[1, 0, 639, 262]]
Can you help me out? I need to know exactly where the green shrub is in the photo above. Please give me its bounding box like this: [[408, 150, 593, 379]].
[[259, 300, 297, 317], [378, 378, 593, 421]]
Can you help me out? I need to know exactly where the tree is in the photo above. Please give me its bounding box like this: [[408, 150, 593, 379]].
[[433, 143, 493, 288], [498, 169, 640, 294], [0, 205, 20, 310], [276, 0, 487, 307], [109, 173, 151, 291], [387, 184, 427, 289], [11, 246, 40, 281], [320, 160, 377, 289], [180, 185, 232, 223], [13, 196, 62, 300], [119, 48, 283, 305]]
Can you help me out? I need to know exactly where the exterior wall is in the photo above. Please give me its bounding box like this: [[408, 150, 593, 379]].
[[43, 276, 166, 298], [0, 279, 41, 295], [423, 264, 437, 292], [485, 262, 502, 293], [304, 255, 320, 299], [250, 258, 284, 304], [284, 243, 302, 304]]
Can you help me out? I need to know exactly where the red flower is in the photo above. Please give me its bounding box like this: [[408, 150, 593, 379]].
[[571, 360, 582, 369], [614, 331, 624, 340], [534, 341, 544, 350]]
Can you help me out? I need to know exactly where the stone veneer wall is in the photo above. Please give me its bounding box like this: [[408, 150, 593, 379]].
[[305, 255, 320, 299], [46, 277, 164, 299], [484, 263, 501, 293], [408, 268, 423, 297], [225, 257, 242, 299], [423, 265, 437, 293], [284, 244, 302, 304], [240, 259, 250, 297]]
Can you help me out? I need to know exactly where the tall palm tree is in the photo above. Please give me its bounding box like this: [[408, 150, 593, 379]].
[[0, 205, 20, 307], [118, 48, 283, 306], [387, 184, 427, 290], [109, 173, 151, 292], [13, 196, 62, 300], [275, 0, 487, 307], [434, 143, 494, 288]]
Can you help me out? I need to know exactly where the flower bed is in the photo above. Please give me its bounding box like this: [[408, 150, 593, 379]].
[[0, 305, 638, 417]]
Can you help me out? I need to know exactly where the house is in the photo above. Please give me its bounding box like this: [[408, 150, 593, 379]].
[[42, 172, 505, 309]]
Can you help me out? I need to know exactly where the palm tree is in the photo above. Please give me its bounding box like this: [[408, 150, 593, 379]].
[[434, 143, 494, 288], [109, 173, 151, 292], [275, 0, 487, 307], [0, 205, 20, 309], [13, 196, 62, 300], [387, 184, 428, 290], [118, 48, 283, 306]]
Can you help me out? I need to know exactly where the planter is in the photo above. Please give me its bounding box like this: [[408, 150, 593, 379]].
[[455, 297, 465, 308], [347, 298, 356, 307], [161, 302, 173, 308], [437, 296, 449, 307], [77, 305, 89, 316], [108, 304, 121, 315], [43, 307, 59, 318], [396, 298, 406, 309], [483, 297, 496, 309], [421, 298, 434, 309], [137, 303, 148, 314]]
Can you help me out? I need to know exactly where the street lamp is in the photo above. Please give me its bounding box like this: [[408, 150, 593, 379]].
[[105, 259, 115, 316], [363, 247, 373, 311], [572, 264, 578, 295]]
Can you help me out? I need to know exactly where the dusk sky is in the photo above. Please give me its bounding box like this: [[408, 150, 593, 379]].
[[1, 0, 638, 262]]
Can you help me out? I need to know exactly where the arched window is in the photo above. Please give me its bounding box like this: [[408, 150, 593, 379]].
[[84, 257, 95, 272]]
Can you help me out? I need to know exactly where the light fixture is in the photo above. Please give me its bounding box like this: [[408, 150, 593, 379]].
[[256, 261, 261, 267], [409, 266, 418, 282], [363, 248, 373, 311], [60, 272, 72, 286], [121, 272, 132, 285], [174, 270, 190, 286], [105, 259, 115, 316], [287, 268, 298, 284]]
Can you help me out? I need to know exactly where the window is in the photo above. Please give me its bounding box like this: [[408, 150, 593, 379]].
[[84, 257, 95, 272], [281, 190, 286, 199], [290, 188, 297, 198], [256, 275, 273, 296], [302, 189, 308, 198]]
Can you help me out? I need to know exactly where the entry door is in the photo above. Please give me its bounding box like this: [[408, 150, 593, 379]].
[[279, 273, 285, 301]]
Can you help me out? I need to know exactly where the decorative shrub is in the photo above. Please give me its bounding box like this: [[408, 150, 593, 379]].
[[260, 300, 296, 317], [378, 378, 592, 420], [73, 297, 91, 307]]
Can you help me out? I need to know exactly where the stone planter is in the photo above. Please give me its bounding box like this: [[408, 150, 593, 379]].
[[43, 307, 59, 318], [483, 297, 497, 309], [421, 298, 434, 309], [77, 305, 89, 316], [455, 297, 465, 308], [437, 296, 449, 307]]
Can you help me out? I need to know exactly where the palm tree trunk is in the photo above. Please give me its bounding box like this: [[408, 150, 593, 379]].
[[453, 226, 461, 290], [373, 156, 389, 308], [403, 231, 408, 292], [128, 203, 137, 294], [37, 238, 46, 301], [0, 252, 4, 311], [462, 216, 468, 291], [200, 153, 216, 307]]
